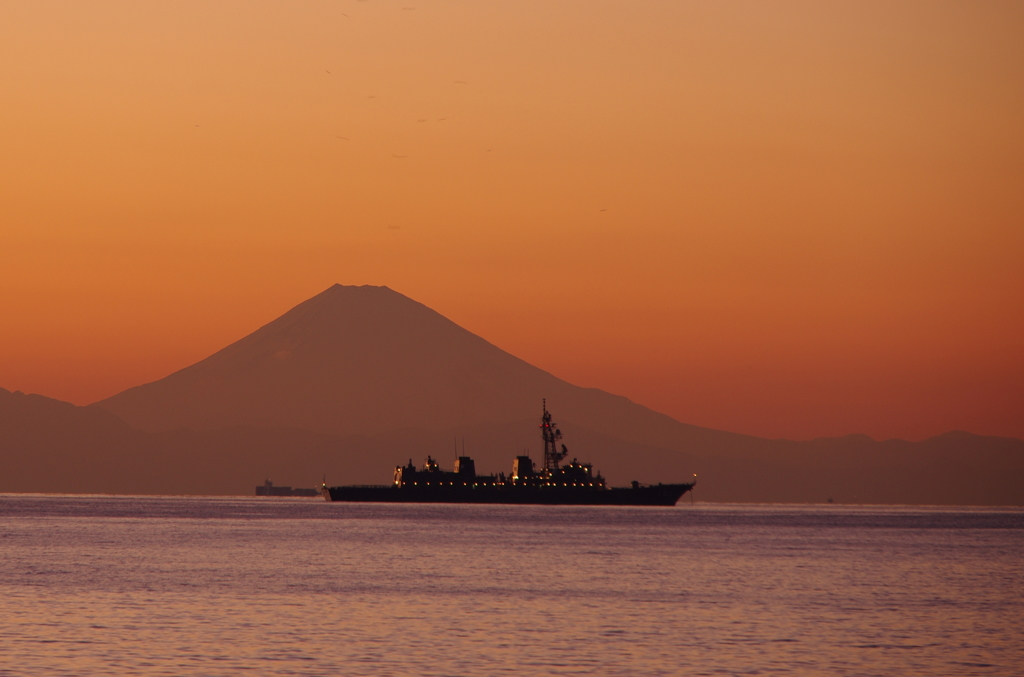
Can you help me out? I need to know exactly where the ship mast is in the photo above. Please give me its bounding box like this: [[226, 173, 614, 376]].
[[540, 399, 567, 471]]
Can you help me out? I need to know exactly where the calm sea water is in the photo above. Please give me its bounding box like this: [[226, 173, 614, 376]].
[[0, 496, 1021, 676]]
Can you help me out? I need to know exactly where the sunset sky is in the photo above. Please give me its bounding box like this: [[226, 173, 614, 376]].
[[1, 1, 1021, 442]]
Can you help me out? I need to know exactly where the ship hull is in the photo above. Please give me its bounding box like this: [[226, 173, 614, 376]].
[[322, 483, 694, 506]]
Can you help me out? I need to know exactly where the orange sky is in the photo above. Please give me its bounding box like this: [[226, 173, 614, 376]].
[[1, 1, 1021, 441]]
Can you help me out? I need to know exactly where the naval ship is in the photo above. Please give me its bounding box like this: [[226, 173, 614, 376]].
[[322, 401, 695, 506]]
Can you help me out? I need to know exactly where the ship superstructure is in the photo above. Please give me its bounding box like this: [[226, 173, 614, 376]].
[[323, 401, 694, 506]]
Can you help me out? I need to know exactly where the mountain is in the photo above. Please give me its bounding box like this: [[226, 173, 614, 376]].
[[1, 284, 1021, 503], [94, 284, 756, 481], [95, 285, 732, 448]]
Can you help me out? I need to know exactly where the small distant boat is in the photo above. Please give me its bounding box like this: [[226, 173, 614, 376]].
[[256, 480, 320, 497], [322, 401, 695, 506]]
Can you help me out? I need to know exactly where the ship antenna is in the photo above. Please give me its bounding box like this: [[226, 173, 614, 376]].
[[540, 399, 566, 472]]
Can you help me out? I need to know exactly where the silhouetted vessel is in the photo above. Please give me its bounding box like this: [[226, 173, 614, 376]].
[[322, 401, 695, 506], [256, 480, 320, 497]]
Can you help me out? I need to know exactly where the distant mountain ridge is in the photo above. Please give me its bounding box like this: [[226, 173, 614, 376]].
[[2, 386, 1021, 503], [1, 284, 1021, 503]]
